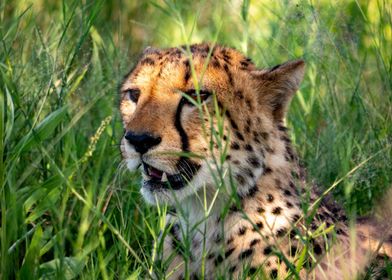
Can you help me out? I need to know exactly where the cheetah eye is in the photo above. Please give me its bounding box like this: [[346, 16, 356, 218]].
[[125, 89, 141, 103], [183, 89, 211, 106]]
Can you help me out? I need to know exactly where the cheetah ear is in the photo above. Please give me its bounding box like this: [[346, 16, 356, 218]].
[[251, 59, 305, 120]]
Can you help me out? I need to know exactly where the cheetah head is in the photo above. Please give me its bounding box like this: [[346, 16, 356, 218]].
[[120, 43, 305, 205]]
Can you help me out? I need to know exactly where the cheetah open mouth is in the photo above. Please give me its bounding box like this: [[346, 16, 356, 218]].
[[142, 159, 201, 190]]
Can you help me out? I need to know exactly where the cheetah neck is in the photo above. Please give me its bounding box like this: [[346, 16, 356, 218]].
[[228, 120, 305, 208], [205, 124, 307, 250], [177, 124, 305, 239]]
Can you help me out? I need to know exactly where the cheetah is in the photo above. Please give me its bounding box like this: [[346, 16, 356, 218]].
[[119, 43, 392, 279]]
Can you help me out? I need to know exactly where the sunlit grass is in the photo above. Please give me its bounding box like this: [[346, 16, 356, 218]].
[[0, 0, 391, 279]]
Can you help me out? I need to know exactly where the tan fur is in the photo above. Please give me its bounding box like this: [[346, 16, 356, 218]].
[[119, 43, 392, 279]]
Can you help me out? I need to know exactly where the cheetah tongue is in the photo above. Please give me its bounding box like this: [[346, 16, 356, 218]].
[[148, 166, 164, 180]]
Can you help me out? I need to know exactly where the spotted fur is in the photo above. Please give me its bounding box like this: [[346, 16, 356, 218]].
[[119, 43, 392, 279]]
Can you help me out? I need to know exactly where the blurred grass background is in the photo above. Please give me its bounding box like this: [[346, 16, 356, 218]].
[[0, 0, 391, 279]]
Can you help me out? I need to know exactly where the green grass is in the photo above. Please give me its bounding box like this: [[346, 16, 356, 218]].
[[0, 0, 391, 279]]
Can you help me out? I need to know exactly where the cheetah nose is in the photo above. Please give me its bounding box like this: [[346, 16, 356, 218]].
[[124, 131, 162, 154]]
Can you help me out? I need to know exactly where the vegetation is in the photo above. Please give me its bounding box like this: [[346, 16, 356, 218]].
[[0, 0, 391, 279]]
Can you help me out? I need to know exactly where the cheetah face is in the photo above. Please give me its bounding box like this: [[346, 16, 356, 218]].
[[119, 44, 305, 205], [119, 48, 218, 205]]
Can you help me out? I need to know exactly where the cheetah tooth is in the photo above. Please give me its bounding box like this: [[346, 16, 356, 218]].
[[161, 172, 168, 182]]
